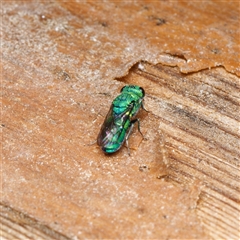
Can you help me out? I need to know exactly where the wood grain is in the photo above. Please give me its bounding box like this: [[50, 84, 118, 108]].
[[0, 203, 69, 240], [120, 62, 239, 239], [1, 1, 239, 239]]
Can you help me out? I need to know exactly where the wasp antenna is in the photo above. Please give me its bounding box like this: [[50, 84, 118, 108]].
[[141, 102, 149, 113]]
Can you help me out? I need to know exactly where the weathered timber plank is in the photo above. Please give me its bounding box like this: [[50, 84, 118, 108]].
[[119, 61, 240, 239]]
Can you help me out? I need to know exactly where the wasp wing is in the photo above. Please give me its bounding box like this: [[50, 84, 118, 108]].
[[97, 103, 134, 151]]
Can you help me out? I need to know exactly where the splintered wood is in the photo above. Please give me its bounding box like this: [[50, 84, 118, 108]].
[[120, 62, 239, 239]]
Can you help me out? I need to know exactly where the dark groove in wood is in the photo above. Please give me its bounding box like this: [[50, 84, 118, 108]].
[[167, 163, 239, 203], [150, 112, 239, 163], [0, 203, 70, 240], [137, 64, 240, 122]]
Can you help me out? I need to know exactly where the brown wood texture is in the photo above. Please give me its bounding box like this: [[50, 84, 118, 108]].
[[1, 1, 239, 239]]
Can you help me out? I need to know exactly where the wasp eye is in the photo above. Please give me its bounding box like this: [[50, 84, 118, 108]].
[[120, 86, 126, 92], [140, 87, 145, 97]]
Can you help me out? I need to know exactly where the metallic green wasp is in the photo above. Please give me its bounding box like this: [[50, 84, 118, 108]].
[[97, 85, 146, 154]]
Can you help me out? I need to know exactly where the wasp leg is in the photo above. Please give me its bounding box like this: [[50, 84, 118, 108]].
[[132, 118, 144, 137], [85, 140, 97, 146], [134, 118, 148, 141], [125, 118, 144, 155], [125, 122, 135, 156]]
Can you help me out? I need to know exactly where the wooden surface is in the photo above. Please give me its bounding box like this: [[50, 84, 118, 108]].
[[1, 1, 239, 239]]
